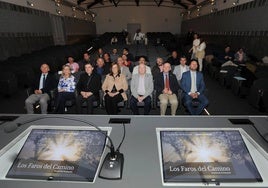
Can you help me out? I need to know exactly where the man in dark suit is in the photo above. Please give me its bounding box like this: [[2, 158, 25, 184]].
[[78, 52, 94, 70], [154, 62, 179, 115], [166, 50, 180, 66], [76, 63, 101, 114], [25, 63, 57, 114], [180, 59, 209, 115], [94, 57, 110, 82]]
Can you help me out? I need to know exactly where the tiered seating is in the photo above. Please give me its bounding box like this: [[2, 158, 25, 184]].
[[202, 43, 268, 112]]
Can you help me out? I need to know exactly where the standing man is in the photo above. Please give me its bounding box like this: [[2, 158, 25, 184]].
[[130, 64, 153, 115], [155, 62, 179, 116], [25, 63, 56, 114], [180, 60, 209, 115], [76, 63, 101, 114]]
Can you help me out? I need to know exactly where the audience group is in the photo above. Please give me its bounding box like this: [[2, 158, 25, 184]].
[[25, 39, 212, 116]]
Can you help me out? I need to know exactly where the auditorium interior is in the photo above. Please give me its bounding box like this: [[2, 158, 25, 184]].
[[0, 0, 268, 115]]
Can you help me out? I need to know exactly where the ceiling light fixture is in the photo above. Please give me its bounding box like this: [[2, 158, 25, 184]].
[[27, 1, 34, 7], [56, 9, 61, 14], [233, 0, 239, 5]]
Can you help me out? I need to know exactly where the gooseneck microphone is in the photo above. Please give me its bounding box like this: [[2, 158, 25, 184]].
[[4, 116, 128, 180]]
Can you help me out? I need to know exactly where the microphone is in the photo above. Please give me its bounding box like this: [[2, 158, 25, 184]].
[[3, 116, 128, 180]]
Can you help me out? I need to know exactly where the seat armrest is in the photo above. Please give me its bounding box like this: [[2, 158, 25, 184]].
[[152, 90, 157, 109], [50, 88, 57, 100], [99, 90, 104, 108]]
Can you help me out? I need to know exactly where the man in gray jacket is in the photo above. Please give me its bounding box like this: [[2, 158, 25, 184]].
[[130, 64, 153, 115]]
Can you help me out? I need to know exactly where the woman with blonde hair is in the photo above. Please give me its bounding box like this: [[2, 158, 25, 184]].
[[54, 65, 76, 113], [102, 63, 128, 114]]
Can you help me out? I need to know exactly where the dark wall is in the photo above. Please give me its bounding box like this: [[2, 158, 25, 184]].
[[64, 17, 96, 45], [181, 0, 268, 59], [0, 1, 96, 61]]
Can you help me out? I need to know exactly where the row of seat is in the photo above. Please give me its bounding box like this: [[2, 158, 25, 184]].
[[204, 55, 268, 112]]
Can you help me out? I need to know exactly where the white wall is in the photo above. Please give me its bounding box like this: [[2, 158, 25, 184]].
[[93, 6, 182, 34]]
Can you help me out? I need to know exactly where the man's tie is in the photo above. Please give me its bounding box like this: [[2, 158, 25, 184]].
[[191, 72, 197, 93], [42, 74, 46, 89], [165, 74, 170, 90]]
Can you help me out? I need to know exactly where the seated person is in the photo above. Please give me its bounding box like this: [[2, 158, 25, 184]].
[[117, 56, 132, 83], [123, 48, 135, 62], [122, 54, 133, 71], [25, 63, 56, 114], [95, 48, 104, 59], [132, 56, 152, 75], [102, 63, 128, 115], [111, 36, 118, 45], [152, 57, 163, 80], [103, 52, 112, 68], [173, 56, 189, 83], [234, 47, 247, 64], [154, 62, 179, 116], [130, 64, 153, 115], [180, 60, 209, 115], [76, 63, 101, 114], [110, 48, 119, 63], [66, 56, 79, 73], [133, 29, 144, 44], [78, 52, 94, 70], [94, 57, 110, 81], [166, 50, 180, 66], [54, 65, 76, 114], [218, 46, 234, 64]]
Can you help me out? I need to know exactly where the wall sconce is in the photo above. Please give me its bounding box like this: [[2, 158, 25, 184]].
[[56, 9, 61, 14], [233, 0, 239, 5], [27, 1, 34, 7], [72, 6, 76, 11], [211, 0, 215, 5], [55, 0, 61, 7], [210, 8, 218, 12], [84, 11, 87, 15]]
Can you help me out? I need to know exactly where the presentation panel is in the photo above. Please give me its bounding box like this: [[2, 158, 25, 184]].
[[156, 128, 268, 187], [0, 125, 111, 183]]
